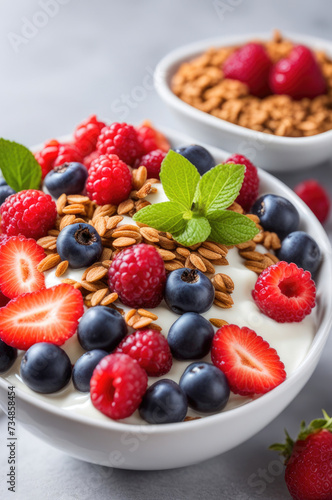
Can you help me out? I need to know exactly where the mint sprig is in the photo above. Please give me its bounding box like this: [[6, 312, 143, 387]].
[[0, 139, 42, 192], [133, 151, 258, 247], [196, 162, 244, 216], [160, 150, 200, 210]]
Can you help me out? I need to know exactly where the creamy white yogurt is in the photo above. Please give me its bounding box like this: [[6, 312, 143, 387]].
[[2, 183, 317, 424]]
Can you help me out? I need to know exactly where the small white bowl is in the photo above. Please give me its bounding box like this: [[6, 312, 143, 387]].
[[0, 128, 331, 470], [155, 32, 332, 172]]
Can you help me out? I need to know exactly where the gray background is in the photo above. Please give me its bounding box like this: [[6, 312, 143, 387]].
[[0, 0, 331, 498]]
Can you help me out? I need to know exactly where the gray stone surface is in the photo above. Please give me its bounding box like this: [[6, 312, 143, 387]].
[[0, 1, 331, 498]]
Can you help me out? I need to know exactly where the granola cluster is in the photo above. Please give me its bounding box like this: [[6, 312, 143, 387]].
[[172, 31, 332, 137]]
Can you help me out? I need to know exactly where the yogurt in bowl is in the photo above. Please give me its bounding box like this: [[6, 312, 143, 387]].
[[0, 128, 331, 470]]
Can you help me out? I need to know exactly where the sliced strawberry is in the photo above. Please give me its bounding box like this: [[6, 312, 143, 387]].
[[211, 324, 286, 396], [0, 236, 46, 299], [0, 284, 84, 350], [0, 291, 10, 308]]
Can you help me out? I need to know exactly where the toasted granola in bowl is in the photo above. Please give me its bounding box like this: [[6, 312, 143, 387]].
[[171, 31, 332, 138]]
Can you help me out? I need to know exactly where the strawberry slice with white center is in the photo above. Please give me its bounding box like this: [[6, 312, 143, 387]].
[[211, 324, 286, 396], [0, 236, 46, 298], [0, 284, 84, 350]]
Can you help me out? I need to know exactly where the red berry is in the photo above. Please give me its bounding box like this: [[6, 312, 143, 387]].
[[0, 236, 45, 298], [97, 122, 143, 165], [108, 243, 166, 309], [294, 179, 330, 224], [35, 139, 60, 179], [252, 261, 316, 323], [134, 149, 167, 179], [223, 43, 272, 97], [225, 154, 259, 211], [136, 121, 170, 154], [1, 190, 57, 240], [0, 234, 9, 245], [285, 430, 332, 500], [74, 115, 106, 156], [90, 353, 148, 420], [0, 284, 84, 350], [53, 143, 83, 168], [83, 150, 99, 170], [115, 329, 172, 376], [86, 154, 132, 205], [270, 45, 327, 99], [35, 141, 84, 179], [271, 412, 332, 500], [211, 324, 286, 396]]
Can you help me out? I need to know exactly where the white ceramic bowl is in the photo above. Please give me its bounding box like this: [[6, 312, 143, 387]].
[[155, 32, 332, 172], [0, 128, 331, 470]]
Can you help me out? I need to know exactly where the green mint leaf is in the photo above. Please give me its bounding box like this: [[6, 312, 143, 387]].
[[0, 139, 41, 192], [173, 216, 211, 247], [196, 163, 245, 216], [160, 150, 200, 210], [208, 210, 258, 245], [133, 201, 187, 234]]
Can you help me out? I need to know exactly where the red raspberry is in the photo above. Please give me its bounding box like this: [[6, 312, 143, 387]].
[[74, 115, 106, 156], [97, 122, 142, 165], [83, 150, 99, 170], [226, 154, 259, 211], [108, 243, 166, 309], [90, 353, 148, 420], [223, 43, 272, 97], [35, 139, 60, 179], [35, 141, 83, 178], [294, 179, 330, 224], [115, 329, 172, 376], [252, 261, 316, 323], [270, 45, 327, 99], [53, 143, 83, 168], [134, 149, 167, 179], [136, 121, 170, 154], [1, 190, 57, 240], [86, 154, 132, 205]]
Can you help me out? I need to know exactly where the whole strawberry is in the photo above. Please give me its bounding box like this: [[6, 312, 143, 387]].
[[271, 411, 332, 500], [270, 45, 327, 99], [223, 43, 272, 97]]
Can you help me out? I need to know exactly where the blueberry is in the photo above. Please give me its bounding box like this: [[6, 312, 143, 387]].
[[77, 306, 127, 352], [139, 379, 187, 424], [0, 339, 17, 373], [251, 194, 300, 239], [56, 223, 102, 269], [20, 343, 71, 394], [277, 231, 321, 276], [0, 179, 15, 206], [44, 162, 88, 199], [179, 362, 230, 413], [164, 268, 215, 314], [175, 145, 215, 175], [168, 312, 214, 360], [72, 349, 108, 392]]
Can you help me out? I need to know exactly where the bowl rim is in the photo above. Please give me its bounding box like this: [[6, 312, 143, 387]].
[[1, 127, 332, 436], [154, 31, 332, 145]]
